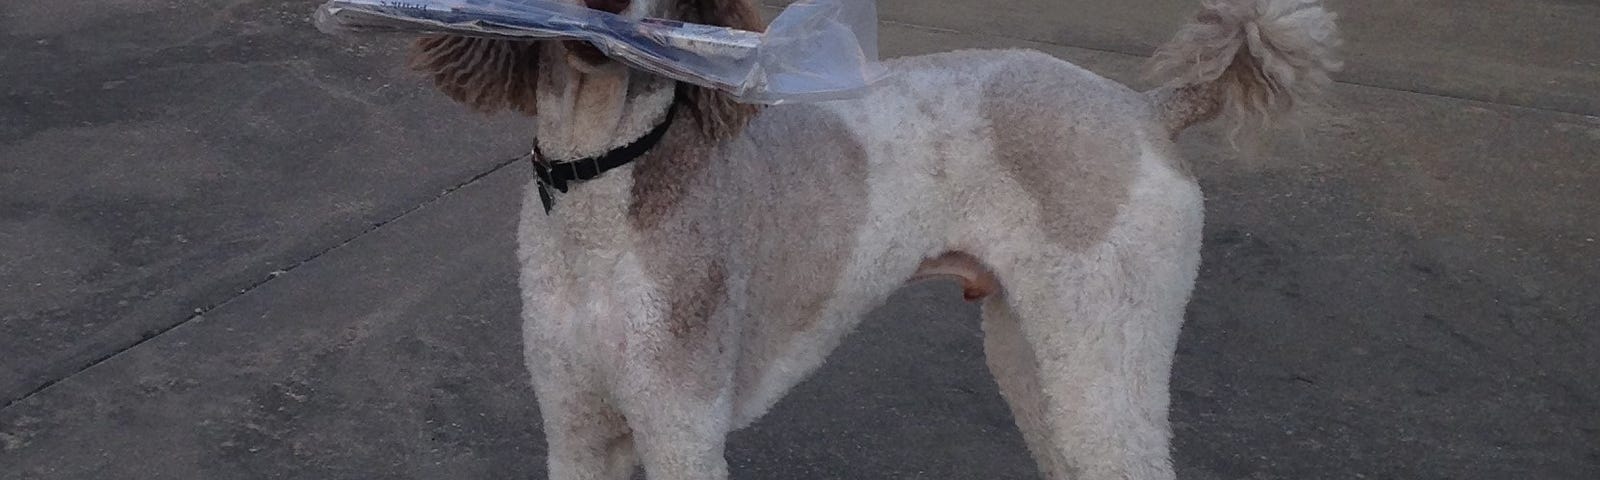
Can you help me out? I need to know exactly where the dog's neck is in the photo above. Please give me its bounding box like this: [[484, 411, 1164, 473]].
[[534, 60, 677, 162]]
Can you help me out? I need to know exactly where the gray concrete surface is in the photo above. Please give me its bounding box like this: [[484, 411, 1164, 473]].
[[2, 0, 1597, 479], [0, 0, 533, 403]]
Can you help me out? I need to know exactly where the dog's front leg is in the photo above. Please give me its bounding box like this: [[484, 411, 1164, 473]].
[[611, 290, 740, 480], [534, 381, 639, 480], [524, 304, 641, 479], [617, 359, 737, 479], [627, 399, 732, 480]]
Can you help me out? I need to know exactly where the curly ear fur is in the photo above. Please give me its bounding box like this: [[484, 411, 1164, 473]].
[[407, 0, 764, 137], [408, 36, 542, 116], [671, 0, 766, 140]]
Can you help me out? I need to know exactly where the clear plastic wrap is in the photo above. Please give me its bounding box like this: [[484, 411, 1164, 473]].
[[314, 0, 887, 104]]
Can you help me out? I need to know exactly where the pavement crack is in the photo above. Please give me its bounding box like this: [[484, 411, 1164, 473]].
[[0, 155, 523, 411]]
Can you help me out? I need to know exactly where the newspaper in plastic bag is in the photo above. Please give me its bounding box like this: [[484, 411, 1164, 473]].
[[314, 0, 887, 104]]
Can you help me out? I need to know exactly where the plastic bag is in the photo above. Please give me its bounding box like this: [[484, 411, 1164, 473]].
[[314, 0, 887, 104]]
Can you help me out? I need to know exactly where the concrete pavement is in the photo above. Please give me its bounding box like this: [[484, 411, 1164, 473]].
[[2, 0, 1596, 478], [0, 0, 535, 403]]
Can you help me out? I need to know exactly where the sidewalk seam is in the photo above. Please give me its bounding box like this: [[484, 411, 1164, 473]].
[[1, 156, 523, 411]]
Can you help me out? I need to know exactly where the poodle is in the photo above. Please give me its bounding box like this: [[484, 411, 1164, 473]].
[[404, 0, 1340, 478]]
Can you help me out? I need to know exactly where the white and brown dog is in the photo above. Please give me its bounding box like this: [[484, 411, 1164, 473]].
[[406, 0, 1340, 478]]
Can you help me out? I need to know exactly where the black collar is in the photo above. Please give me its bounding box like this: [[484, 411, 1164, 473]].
[[530, 103, 677, 214]]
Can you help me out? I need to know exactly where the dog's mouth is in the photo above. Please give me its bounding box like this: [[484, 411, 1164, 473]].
[[564, 0, 631, 69], [563, 40, 614, 69]]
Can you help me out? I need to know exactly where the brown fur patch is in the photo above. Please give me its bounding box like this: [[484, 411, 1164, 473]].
[[627, 121, 721, 232], [734, 106, 870, 334], [668, 261, 727, 338], [625, 105, 869, 392], [982, 63, 1136, 251], [408, 36, 542, 115]]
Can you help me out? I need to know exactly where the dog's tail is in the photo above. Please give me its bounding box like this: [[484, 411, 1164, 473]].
[[1145, 0, 1342, 138]]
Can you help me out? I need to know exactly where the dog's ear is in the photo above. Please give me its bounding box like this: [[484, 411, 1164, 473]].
[[673, 0, 764, 139], [408, 36, 541, 116]]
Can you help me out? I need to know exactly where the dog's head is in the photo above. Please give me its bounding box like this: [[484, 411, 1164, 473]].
[[406, 0, 764, 139]]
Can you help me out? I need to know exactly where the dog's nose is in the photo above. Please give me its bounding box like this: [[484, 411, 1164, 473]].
[[584, 0, 630, 14]]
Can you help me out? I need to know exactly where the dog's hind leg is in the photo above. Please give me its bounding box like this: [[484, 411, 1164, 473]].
[[979, 254, 1192, 480], [980, 296, 1071, 479], [536, 385, 639, 480]]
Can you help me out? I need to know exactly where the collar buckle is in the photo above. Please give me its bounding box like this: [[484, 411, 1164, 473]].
[[528, 103, 677, 215]]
